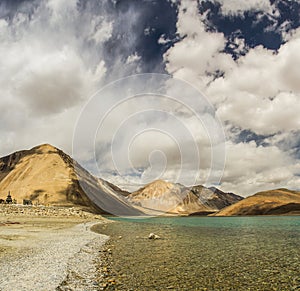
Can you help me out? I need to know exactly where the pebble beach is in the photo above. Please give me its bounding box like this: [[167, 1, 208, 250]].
[[0, 205, 109, 291]]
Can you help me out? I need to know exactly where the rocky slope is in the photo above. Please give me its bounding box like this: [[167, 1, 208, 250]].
[[128, 180, 243, 215], [213, 188, 300, 216], [0, 144, 141, 215]]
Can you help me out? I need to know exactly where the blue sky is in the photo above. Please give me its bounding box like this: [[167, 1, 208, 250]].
[[0, 0, 299, 196]]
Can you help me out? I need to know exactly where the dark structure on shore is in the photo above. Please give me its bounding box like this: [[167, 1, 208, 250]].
[[6, 191, 12, 204], [23, 199, 32, 205]]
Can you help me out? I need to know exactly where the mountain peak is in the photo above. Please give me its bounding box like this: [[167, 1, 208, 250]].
[[141, 179, 175, 194], [146, 179, 173, 187], [32, 143, 58, 153]]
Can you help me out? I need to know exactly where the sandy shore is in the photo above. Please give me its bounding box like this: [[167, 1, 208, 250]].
[[0, 205, 109, 290]]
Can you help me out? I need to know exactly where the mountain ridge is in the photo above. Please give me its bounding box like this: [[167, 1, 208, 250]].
[[128, 179, 243, 215], [0, 144, 243, 216], [1, 144, 298, 216], [213, 188, 300, 216]]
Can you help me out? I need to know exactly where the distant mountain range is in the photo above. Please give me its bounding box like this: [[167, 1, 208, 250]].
[[128, 180, 242, 215], [213, 188, 300, 216], [0, 144, 299, 216]]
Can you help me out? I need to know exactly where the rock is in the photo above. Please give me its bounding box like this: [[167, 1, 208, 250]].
[[148, 233, 155, 239], [148, 233, 160, 239], [100, 283, 108, 288]]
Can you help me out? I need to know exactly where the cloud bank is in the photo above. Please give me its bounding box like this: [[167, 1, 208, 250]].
[[0, 0, 299, 196], [163, 0, 300, 195]]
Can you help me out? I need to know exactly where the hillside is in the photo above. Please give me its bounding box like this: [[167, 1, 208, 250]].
[[0, 144, 141, 216], [128, 180, 243, 215], [213, 188, 300, 216]]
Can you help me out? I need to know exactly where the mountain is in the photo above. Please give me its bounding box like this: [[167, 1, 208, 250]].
[[0, 144, 141, 216], [8, 144, 298, 217], [213, 188, 300, 216], [128, 180, 243, 215], [128, 180, 185, 214], [0, 144, 242, 216]]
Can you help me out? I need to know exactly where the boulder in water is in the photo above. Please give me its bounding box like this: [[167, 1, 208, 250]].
[[148, 233, 160, 239]]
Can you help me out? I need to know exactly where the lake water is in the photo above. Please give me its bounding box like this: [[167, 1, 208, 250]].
[[95, 216, 300, 290]]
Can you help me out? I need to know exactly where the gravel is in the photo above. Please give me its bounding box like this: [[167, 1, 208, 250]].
[[0, 221, 109, 291], [0, 205, 102, 219]]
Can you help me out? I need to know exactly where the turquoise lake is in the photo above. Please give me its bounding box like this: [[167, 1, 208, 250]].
[[95, 216, 300, 290]]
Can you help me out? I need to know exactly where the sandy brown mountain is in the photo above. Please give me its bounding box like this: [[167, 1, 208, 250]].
[[128, 180, 243, 215], [0, 144, 141, 215], [213, 188, 300, 216]]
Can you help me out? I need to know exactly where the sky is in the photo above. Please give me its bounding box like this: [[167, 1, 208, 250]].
[[0, 0, 300, 196]]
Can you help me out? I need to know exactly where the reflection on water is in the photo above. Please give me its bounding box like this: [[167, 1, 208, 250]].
[[95, 216, 300, 290]]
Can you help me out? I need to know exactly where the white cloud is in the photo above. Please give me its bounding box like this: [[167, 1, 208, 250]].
[[207, 38, 300, 135], [126, 53, 141, 64], [0, 0, 116, 156], [215, 91, 300, 135], [158, 34, 171, 45], [92, 91, 220, 187], [1, 0, 299, 197], [164, 0, 235, 91], [163, 0, 300, 195], [15, 47, 90, 115], [220, 141, 298, 196], [212, 0, 273, 16], [88, 16, 113, 44], [47, 0, 77, 13]]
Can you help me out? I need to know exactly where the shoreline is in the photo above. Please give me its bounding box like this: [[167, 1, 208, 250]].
[[0, 205, 110, 290]]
